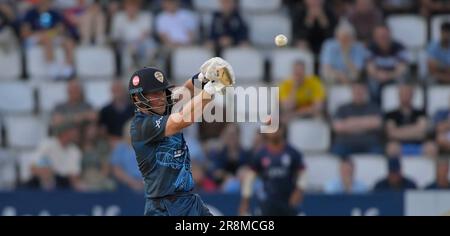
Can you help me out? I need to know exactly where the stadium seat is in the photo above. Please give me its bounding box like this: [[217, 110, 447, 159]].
[[303, 154, 340, 191], [26, 46, 65, 79], [172, 47, 213, 83], [37, 82, 68, 112], [387, 15, 427, 49], [402, 158, 435, 189], [240, 0, 282, 13], [387, 15, 427, 62], [381, 85, 424, 113], [223, 47, 264, 82], [249, 14, 291, 48], [270, 48, 314, 82], [431, 14, 450, 42], [327, 85, 352, 117], [83, 80, 112, 109], [193, 0, 221, 12], [288, 119, 330, 153], [75, 46, 115, 78], [4, 115, 47, 149], [0, 82, 34, 114], [0, 49, 21, 79], [427, 86, 450, 117], [351, 155, 387, 189]]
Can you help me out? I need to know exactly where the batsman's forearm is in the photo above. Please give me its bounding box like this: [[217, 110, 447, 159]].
[[166, 91, 212, 136]]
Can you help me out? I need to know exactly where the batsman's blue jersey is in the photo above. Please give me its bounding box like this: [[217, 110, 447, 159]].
[[130, 112, 194, 199]]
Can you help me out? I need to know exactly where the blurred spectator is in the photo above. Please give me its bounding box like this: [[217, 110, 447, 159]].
[[331, 82, 383, 157], [207, 0, 249, 54], [52, 79, 97, 143], [0, 150, 16, 190], [110, 120, 143, 192], [373, 157, 417, 191], [99, 80, 134, 145], [111, 0, 155, 72], [20, 0, 75, 79], [292, 0, 336, 55], [63, 0, 106, 45], [420, 0, 450, 17], [434, 96, 450, 154], [80, 122, 114, 191], [426, 158, 450, 190], [324, 157, 368, 194], [321, 20, 368, 84], [381, 0, 418, 15], [208, 124, 250, 192], [427, 22, 450, 84], [347, 0, 383, 44], [385, 84, 437, 157], [367, 25, 409, 104], [191, 159, 218, 193], [0, 3, 18, 52], [279, 60, 325, 120], [26, 121, 83, 191], [239, 124, 305, 216], [156, 0, 198, 47]]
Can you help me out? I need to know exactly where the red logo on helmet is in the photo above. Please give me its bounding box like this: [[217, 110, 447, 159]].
[[132, 76, 140, 86]]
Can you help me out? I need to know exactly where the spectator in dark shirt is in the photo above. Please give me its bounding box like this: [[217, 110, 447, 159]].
[[426, 158, 450, 190], [99, 80, 134, 145], [208, 124, 250, 192], [385, 84, 438, 157], [206, 0, 249, 54], [20, 0, 76, 79], [367, 25, 409, 104], [331, 82, 384, 157], [374, 157, 417, 191], [292, 0, 337, 55]]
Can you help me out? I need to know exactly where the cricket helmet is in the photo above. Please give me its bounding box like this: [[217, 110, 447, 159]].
[[128, 67, 175, 115]]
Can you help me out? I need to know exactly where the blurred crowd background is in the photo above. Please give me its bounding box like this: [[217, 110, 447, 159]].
[[0, 0, 449, 197]]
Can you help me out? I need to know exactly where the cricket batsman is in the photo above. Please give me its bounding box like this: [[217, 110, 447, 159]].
[[128, 57, 235, 216]]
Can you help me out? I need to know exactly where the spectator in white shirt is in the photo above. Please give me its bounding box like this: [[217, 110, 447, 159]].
[[156, 0, 198, 48], [111, 0, 155, 72], [27, 121, 84, 191]]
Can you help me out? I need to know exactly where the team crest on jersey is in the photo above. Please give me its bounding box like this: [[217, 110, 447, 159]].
[[132, 76, 140, 86], [155, 72, 164, 83], [281, 154, 291, 167]]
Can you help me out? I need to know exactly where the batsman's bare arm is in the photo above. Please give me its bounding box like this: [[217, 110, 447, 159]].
[[164, 89, 212, 137], [164, 57, 235, 137]]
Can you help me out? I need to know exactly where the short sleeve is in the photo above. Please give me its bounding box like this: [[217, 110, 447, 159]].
[[141, 114, 170, 142]]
